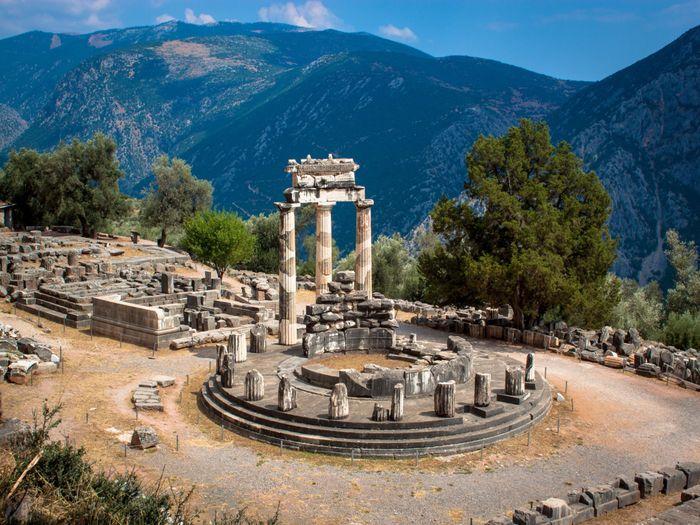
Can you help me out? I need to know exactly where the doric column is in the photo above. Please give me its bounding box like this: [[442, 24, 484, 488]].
[[276, 202, 300, 345], [354, 199, 373, 296], [315, 202, 335, 296]]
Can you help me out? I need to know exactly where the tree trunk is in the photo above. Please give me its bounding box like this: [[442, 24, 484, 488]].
[[158, 227, 166, 248]]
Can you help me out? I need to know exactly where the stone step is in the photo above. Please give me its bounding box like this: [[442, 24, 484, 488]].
[[34, 297, 89, 319], [201, 378, 551, 456], [33, 291, 93, 312]]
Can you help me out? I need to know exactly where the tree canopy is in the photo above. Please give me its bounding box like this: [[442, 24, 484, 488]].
[[665, 229, 700, 315], [181, 210, 254, 278], [418, 119, 617, 329], [0, 133, 127, 236], [140, 155, 212, 247]]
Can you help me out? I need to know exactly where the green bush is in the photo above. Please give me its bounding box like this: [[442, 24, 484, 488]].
[[662, 312, 700, 350]]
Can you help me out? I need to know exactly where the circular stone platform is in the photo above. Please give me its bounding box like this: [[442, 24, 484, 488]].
[[199, 339, 552, 458]]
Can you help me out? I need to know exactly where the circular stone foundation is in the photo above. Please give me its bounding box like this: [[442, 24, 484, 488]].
[[199, 334, 553, 457]]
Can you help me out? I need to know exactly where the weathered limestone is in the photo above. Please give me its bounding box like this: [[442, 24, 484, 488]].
[[505, 366, 525, 396], [474, 372, 491, 407], [371, 403, 390, 422], [67, 251, 78, 266], [276, 202, 300, 345], [250, 323, 267, 353], [277, 374, 297, 412], [221, 353, 234, 388], [434, 380, 456, 417], [228, 332, 247, 363], [390, 383, 404, 421], [244, 369, 264, 401], [329, 383, 349, 420], [354, 199, 373, 296], [315, 203, 334, 295]]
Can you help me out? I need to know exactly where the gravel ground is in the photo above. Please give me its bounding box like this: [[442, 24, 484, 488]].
[[2, 313, 699, 524]]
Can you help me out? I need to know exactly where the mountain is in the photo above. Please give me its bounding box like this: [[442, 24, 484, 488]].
[[549, 26, 700, 282], [5, 21, 695, 278]]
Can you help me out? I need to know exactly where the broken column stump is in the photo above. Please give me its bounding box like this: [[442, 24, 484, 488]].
[[250, 323, 267, 353], [497, 366, 530, 405], [390, 383, 404, 421], [244, 369, 264, 401], [525, 352, 536, 389], [371, 403, 390, 421], [228, 332, 247, 363], [329, 383, 349, 420], [221, 354, 234, 388], [471, 372, 504, 418], [434, 380, 456, 417], [216, 344, 227, 376], [277, 375, 297, 412]]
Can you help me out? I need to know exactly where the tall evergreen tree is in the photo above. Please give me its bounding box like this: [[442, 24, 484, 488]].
[[418, 119, 617, 329]]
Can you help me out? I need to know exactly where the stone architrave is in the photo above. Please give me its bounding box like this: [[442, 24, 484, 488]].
[[505, 366, 525, 396], [329, 383, 349, 420], [216, 344, 227, 376], [250, 323, 267, 353], [315, 202, 335, 296], [276, 202, 300, 345], [221, 354, 234, 388], [244, 369, 265, 401], [434, 380, 456, 417], [390, 383, 404, 421], [354, 199, 373, 296], [228, 332, 247, 363], [277, 375, 297, 412], [474, 373, 491, 407]]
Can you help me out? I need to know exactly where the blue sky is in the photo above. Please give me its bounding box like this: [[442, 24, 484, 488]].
[[1, 1, 699, 80]]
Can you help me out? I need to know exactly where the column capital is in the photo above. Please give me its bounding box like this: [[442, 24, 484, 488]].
[[315, 202, 336, 210], [355, 198, 374, 209], [275, 202, 300, 212]]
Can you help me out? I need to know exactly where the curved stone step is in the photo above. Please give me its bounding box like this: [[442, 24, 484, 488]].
[[200, 377, 552, 456]]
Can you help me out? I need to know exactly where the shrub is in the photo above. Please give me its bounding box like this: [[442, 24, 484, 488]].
[[662, 312, 700, 350]]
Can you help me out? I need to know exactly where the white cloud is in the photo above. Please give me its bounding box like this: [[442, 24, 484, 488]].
[[155, 13, 175, 24], [258, 1, 341, 29], [184, 7, 215, 25], [378, 24, 417, 42], [0, 0, 119, 36]]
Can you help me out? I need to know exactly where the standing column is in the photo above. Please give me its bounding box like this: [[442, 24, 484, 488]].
[[315, 202, 335, 296], [354, 199, 374, 296], [276, 202, 299, 345]]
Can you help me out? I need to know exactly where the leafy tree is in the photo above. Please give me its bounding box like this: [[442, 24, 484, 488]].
[[246, 211, 280, 274], [610, 276, 663, 339], [140, 155, 212, 247], [418, 119, 617, 329], [0, 133, 127, 236], [181, 211, 254, 278], [665, 229, 700, 315]]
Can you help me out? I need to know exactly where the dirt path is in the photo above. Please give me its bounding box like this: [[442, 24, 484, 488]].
[[2, 314, 699, 524]]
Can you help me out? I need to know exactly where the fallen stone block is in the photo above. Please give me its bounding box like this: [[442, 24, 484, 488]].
[[538, 497, 573, 525], [584, 484, 618, 517], [152, 375, 175, 388], [677, 462, 700, 488], [635, 471, 664, 498], [130, 426, 159, 449], [612, 476, 641, 508], [658, 466, 687, 494], [681, 485, 700, 502]]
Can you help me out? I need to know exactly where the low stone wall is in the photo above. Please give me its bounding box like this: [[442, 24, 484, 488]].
[[91, 294, 189, 349], [394, 300, 700, 388], [483, 461, 700, 524]]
